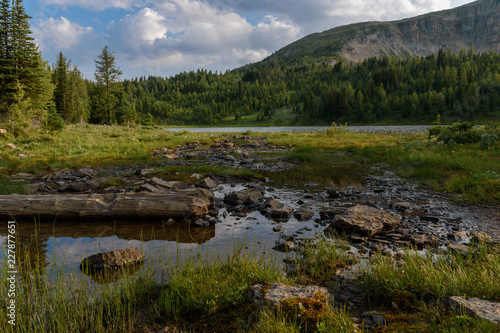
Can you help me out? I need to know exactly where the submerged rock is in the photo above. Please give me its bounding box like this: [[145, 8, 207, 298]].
[[80, 247, 144, 271], [273, 241, 294, 252]]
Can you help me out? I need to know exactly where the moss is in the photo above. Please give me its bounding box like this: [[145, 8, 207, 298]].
[[278, 292, 330, 332]]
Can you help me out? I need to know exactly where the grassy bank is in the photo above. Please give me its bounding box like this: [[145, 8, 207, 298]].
[[1, 123, 499, 203]]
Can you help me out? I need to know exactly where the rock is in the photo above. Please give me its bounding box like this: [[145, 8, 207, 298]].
[[471, 232, 492, 244], [326, 189, 341, 198], [327, 205, 401, 237], [294, 208, 314, 221], [270, 207, 294, 219], [391, 201, 413, 212], [149, 177, 185, 191], [410, 233, 439, 248], [74, 168, 96, 178], [319, 208, 344, 220], [80, 247, 144, 271], [224, 187, 264, 206], [273, 241, 294, 252], [372, 314, 385, 326], [5, 143, 16, 150], [272, 224, 283, 232], [0, 129, 6, 134], [420, 216, 440, 223], [196, 177, 217, 189], [136, 168, 154, 176], [163, 154, 178, 160], [190, 173, 202, 180], [194, 219, 210, 227], [70, 178, 104, 192], [140, 183, 164, 193], [449, 230, 468, 243], [449, 296, 500, 324], [250, 282, 330, 308], [447, 243, 470, 256], [261, 197, 284, 213]]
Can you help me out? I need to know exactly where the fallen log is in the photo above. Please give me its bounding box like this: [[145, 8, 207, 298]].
[[0, 188, 214, 219]]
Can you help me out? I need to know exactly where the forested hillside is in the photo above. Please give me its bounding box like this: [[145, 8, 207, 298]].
[[126, 49, 500, 125]]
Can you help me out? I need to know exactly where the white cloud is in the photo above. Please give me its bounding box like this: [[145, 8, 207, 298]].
[[32, 16, 97, 51], [106, 0, 300, 76], [209, 0, 451, 34]]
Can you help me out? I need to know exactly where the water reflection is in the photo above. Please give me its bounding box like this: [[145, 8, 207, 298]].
[[265, 161, 367, 190], [0, 219, 215, 244], [80, 261, 145, 284]]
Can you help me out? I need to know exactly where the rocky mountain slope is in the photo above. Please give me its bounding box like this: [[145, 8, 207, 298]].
[[263, 0, 499, 64]]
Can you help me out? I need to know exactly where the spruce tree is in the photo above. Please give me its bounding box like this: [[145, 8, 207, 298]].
[[92, 45, 122, 124], [53, 51, 69, 117], [0, 0, 53, 132]]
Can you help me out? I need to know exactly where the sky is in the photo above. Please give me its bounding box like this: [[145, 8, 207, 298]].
[[25, 0, 476, 80]]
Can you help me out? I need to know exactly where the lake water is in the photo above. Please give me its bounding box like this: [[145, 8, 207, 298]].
[[0, 160, 368, 285], [165, 125, 431, 134]]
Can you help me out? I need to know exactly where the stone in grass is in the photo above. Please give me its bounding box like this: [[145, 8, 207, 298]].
[[80, 248, 144, 271], [250, 282, 331, 308], [470, 232, 493, 244], [449, 296, 500, 325]]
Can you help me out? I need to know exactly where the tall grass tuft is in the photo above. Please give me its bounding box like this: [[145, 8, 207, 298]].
[[158, 245, 292, 330], [360, 246, 500, 305]]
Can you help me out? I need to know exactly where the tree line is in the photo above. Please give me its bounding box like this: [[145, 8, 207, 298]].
[[1, 0, 499, 135]]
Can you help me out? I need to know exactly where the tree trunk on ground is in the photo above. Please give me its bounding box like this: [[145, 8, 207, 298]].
[[0, 188, 214, 219]]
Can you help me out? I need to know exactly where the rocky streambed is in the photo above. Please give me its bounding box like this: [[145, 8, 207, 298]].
[[3, 136, 500, 330]]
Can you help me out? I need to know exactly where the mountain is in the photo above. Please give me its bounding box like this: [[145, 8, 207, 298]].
[[262, 0, 500, 65]]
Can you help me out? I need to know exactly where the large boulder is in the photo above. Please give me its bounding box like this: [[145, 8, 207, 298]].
[[449, 296, 500, 324], [327, 205, 401, 237], [224, 186, 264, 206], [80, 247, 144, 271]]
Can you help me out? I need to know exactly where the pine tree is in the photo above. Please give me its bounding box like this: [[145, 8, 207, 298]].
[[0, 0, 54, 132], [53, 51, 69, 117], [92, 45, 122, 124]]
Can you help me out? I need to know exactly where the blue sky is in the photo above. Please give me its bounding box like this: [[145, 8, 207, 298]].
[[25, 0, 476, 79]]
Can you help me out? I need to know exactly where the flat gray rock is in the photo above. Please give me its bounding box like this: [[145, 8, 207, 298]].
[[327, 205, 401, 237], [449, 296, 500, 324]]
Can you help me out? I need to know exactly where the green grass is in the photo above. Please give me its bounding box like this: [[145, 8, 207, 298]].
[[0, 178, 35, 195]]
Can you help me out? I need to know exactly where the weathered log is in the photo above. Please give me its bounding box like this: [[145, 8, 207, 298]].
[[0, 188, 214, 219]]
